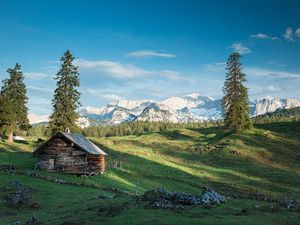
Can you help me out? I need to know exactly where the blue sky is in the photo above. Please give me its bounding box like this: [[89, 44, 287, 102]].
[[0, 0, 300, 115]]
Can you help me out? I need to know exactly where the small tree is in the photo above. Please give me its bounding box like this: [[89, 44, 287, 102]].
[[0, 63, 29, 142], [47, 50, 81, 136], [222, 52, 252, 133]]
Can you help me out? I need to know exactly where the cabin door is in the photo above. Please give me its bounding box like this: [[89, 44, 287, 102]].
[[48, 158, 55, 170]]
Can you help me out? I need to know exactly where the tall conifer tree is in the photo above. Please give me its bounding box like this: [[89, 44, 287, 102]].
[[222, 52, 252, 133], [47, 50, 81, 136], [0, 63, 29, 142]]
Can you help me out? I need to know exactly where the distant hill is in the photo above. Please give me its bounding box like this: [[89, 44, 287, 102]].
[[253, 106, 300, 124]]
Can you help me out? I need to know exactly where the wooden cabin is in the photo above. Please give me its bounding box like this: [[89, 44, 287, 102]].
[[34, 132, 107, 175]]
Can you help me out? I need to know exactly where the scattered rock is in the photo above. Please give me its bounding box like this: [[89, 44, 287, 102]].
[[5, 180, 34, 208], [190, 145, 223, 153], [7, 215, 42, 225], [24, 215, 42, 225], [280, 199, 294, 209], [7, 221, 23, 225], [141, 187, 227, 209], [151, 198, 183, 210], [200, 187, 227, 204]]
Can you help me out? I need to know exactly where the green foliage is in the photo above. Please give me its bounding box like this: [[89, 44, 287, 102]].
[[47, 50, 81, 136], [82, 120, 223, 137], [222, 52, 252, 133], [26, 123, 47, 138], [0, 63, 30, 141], [0, 95, 16, 135], [253, 106, 300, 124]]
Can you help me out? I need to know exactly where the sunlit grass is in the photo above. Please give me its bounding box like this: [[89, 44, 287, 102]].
[[0, 121, 299, 224]]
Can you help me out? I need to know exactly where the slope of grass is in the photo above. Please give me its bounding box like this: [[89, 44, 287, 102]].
[[0, 122, 299, 224]]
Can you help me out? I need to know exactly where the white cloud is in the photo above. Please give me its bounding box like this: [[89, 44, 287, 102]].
[[204, 62, 226, 72], [27, 96, 52, 115], [251, 33, 269, 39], [28, 114, 49, 124], [267, 85, 281, 92], [283, 27, 295, 41], [229, 43, 251, 54], [75, 59, 193, 82], [271, 37, 279, 40], [159, 70, 195, 82], [102, 94, 124, 101], [246, 67, 300, 79], [81, 88, 103, 97], [24, 72, 49, 80], [296, 28, 300, 37], [126, 50, 176, 58], [264, 61, 285, 67], [82, 88, 124, 99], [27, 85, 53, 94], [250, 33, 278, 40], [76, 59, 152, 78]]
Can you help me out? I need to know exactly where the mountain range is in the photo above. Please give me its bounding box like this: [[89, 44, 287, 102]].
[[28, 93, 300, 127]]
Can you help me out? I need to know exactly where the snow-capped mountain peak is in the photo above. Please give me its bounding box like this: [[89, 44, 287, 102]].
[[110, 99, 155, 110], [252, 96, 300, 116], [28, 93, 300, 127], [28, 114, 49, 124], [185, 93, 202, 99], [79, 106, 105, 115]]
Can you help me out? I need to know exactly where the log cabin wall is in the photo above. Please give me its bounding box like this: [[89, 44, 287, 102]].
[[36, 135, 105, 174], [87, 154, 105, 174]]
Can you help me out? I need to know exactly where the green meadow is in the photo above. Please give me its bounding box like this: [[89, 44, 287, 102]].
[[0, 121, 300, 225]]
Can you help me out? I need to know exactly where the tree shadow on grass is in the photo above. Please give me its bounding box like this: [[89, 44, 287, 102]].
[[188, 126, 231, 145], [238, 122, 300, 167], [158, 130, 196, 141], [91, 137, 300, 198], [255, 121, 300, 139], [2, 126, 299, 200]]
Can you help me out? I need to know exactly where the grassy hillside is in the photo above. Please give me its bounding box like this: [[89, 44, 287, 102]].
[[253, 106, 300, 124], [0, 122, 300, 225]]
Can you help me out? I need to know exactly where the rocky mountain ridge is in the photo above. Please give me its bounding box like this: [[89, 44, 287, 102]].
[[29, 94, 300, 127]]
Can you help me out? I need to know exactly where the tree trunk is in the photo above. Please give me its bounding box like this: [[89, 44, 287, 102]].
[[7, 132, 13, 143]]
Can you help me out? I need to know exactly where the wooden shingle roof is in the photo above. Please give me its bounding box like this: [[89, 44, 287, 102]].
[[35, 132, 108, 155]]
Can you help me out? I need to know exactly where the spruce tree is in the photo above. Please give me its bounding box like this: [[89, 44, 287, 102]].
[[222, 52, 252, 133], [0, 63, 29, 142], [0, 95, 16, 141], [47, 50, 81, 136]]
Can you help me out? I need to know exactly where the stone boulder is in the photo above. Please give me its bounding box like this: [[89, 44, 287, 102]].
[[5, 180, 34, 208], [141, 187, 227, 209]]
